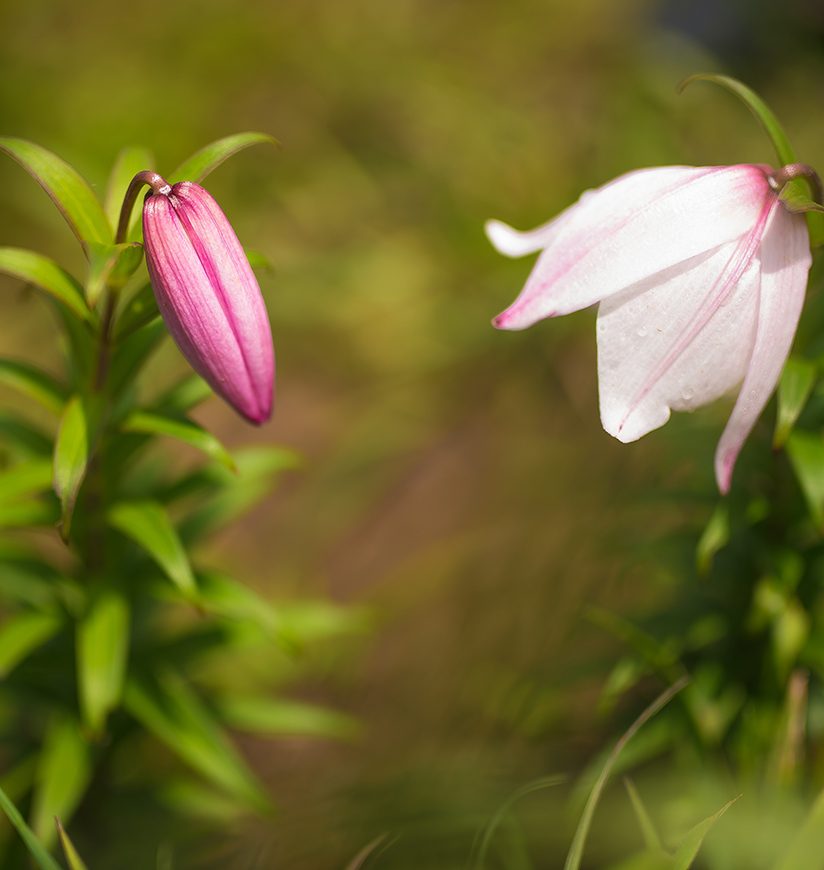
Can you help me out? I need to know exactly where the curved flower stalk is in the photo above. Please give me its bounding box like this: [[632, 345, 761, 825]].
[[488, 163, 813, 493], [141, 175, 275, 425]]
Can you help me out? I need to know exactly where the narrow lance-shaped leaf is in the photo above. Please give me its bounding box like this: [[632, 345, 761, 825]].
[[123, 671, 271, 812], [0, 459, 54, 502], [0, 358, 67, 414], [77, 584, 130, 733], [0, 412, 52, 457], [104, 145, 154, 235], [0, 248, 91, 322], [0, 783, 62, 870], [696, 502, 730, 576], [671, 796, 739, 870], [0, 611, 62, 678], [53, 396, 90, 539], [114, 281, 159, 339], [775, 357, 817, 448], [107, 500, 196, 596], [786, 430, 824, 530], [122, 410, 235, 470], [0, 137, 112, 249], [169, 132, 278, 184], [85, 241, 144, 308], [218, 696, 360, 740], [623, 779, 665, 855], [30, 716, 92, 846], [56, 819, 90, 870]]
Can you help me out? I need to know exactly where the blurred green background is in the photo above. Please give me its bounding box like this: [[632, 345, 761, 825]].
[[3, 0, 824, 866]]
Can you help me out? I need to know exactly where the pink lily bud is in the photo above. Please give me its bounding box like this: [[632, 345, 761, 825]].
[[487, 163, 814, 493], [142, 180, 274, 425]]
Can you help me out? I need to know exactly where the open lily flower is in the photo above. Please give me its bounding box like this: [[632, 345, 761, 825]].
[[488, 164, 812, 492]]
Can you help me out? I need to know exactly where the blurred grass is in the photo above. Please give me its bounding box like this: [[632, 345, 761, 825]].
[[2, 0, 824, 866]]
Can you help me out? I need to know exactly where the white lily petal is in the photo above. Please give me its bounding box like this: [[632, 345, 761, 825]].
[[598, 239, 760, 443], [485, 215, 574, 258], [714, 204, 811, 493], [494, 164, 771, 330]]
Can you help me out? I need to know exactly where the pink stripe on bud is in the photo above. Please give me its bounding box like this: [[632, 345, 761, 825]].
[[143, 181, 274, 424]]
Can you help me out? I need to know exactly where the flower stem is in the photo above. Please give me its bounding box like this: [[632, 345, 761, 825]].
[[772, 163, 824, 205]]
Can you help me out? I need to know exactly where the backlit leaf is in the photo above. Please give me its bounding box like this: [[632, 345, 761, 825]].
[[53, 396, 90, 539], [170, 132, 278, 184], [0, 248, 91, 321]]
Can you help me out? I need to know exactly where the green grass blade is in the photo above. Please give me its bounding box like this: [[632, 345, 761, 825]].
[[0, 783, 62, 870]]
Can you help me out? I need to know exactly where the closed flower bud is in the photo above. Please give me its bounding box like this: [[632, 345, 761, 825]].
[[142, 179, 274, 424]]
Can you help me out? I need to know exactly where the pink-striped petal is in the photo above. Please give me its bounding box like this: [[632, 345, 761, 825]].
[[493, 164, 772, 330], [597, 240, 760, 442], [714, 204, 811, 493]]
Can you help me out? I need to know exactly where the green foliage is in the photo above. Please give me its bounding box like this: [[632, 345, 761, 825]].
[[0, 137, 359, 868]]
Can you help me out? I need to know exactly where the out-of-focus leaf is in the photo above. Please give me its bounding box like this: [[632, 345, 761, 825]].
[[115, 281, 159, 339], [0, 459, 53, 502], [696, 503, 730, 576], [0, 611, 62, 677], [346, 834, 398, 870], [77, 584, 130, 732], [769, 670, 808, 789], [0, 783, 62, 870], [772, 600, 809, 680], [122, 410, 235, 470], [169, 132, 278, 184], [53, 396, 90, 538], [0, 137, 111, 248], [471, 776, 564, 870], [0, 412, 52, 457], [104, 145, 154, 235], [159, 779, 246, 822], [124, 671, 270, 812], [85, 241, 144, 308], [107, 500, 195, 596], [0, 499, 58, 529], [0, 358, 67, 414], [587, 607, 682, 679], [624, 779, 664, 855], [108, 319, 166, 397], [245, 249, 273, 272], [775, 358, 817, 448], [600, 657, 648, 714], [0, 553, 62, 609], [179, 446, 300, 541], [0, 248, 91, 321], [777, 781, 824, 870], [218, 696, 360, 739], [193, 571, 279, 633], [30, 716, 92, 845], [786, 430, 824, 529], [56, 819, 89, 870], [678, 75, 824, 246], [154, 374, 212, 415], [671, 796, 738, 870], [565, 679, 688, 870]]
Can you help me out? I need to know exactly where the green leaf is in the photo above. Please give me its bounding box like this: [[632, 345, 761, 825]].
[[775, 358, 817, 448], [114, 281, 159, 339], [169, 132, 278, 184], [179, 446, 300, 541], [107, 500, 196, 596], [777, 782, 824, 870], [108, 318, 166, 398], [77, 584, 130, 733], [154, 374, 212, 414], [471, 776, 564, 870], [56, 819, 89, 870], [696, 502, 730, 576], [623, 779, 664, 854], [786, 430, 824, 529], [564, 678, 689, 870], [0, 459, 54, 502], [0, 499, 58, 530], [0, 358, 67, 414], [122, 410, 235, 470], [159, 778, 246, 822], [104, 145, 154, 236], [124, 670, 270, 811], [0, 611, 62, 677], [53, 396, 90, 539], [0, 137, 111, 248], [218, 696, 360, 740], [671, 796, 738, 869], [0, 248, 91, 321], [0, 412, 52, 457], [30, 716, 92, 845], [85, 241, 144, 308], [0, 783, 62, 870], [677, 75, 824, 246]]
